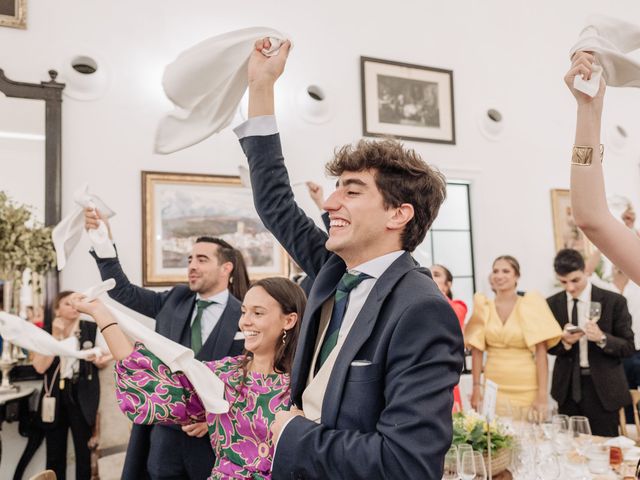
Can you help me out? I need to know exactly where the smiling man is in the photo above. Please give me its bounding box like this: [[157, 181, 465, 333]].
[[233, 38, 464, 479], [85, 211, 249, 480]]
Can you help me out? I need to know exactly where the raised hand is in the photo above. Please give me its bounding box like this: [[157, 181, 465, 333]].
[[247, 38, 291, 87], [564, 51, 605, 107]]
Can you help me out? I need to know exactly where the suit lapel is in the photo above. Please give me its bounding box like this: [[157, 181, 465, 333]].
[[169, 294, 196, 343], [320, 252, 418, 427], [291, 256, 345, 404], [197, 295, 242, 361]]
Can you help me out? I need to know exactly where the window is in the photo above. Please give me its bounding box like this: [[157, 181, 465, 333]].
[[413, 182, 475, 316]]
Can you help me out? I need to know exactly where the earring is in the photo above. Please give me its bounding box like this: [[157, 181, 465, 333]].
[[282, 329, 287, 345]]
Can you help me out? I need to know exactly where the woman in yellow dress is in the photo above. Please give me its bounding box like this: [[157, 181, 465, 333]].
[[466, 255, 562, 412]]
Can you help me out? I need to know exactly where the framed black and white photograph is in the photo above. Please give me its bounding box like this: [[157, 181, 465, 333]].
[[0, 0, 26, 29], [361, 56, 455, 144]]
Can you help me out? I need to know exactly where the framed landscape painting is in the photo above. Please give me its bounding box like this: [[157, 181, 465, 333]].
[[361, 56, 455, 144], [142, 171, 289, 286]]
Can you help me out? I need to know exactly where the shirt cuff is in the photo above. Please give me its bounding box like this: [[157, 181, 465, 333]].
[[272, 415, 297, 461], [233, 115, 278, 139]]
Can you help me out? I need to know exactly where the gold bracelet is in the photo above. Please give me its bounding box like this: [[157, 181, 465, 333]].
[[571, 144, 604, 166]]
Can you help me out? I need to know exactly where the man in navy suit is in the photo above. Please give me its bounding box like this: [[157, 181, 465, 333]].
[[85, 211, 247, 480], [234, 39, 464, 479]]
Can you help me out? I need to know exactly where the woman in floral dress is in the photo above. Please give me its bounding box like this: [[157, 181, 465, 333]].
[[71, 277, 305, 479]]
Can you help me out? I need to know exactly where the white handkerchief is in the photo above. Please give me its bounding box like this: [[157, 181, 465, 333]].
[[85, 280, 228, 413], [154, 26, 290, 154], [52, 184, 116, 270], [570, 15, 640, 97], [0, 311, 98, 360]]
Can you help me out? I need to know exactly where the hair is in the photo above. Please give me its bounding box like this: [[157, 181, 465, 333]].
[[53, 290, 75, 311], [492, 255, 521, 278], [433, 264, 454, 299], [325, 138, 447, 251], [553, 248, 585, 275], [238, 277, 306, 379], [195, 237, 250, 300]]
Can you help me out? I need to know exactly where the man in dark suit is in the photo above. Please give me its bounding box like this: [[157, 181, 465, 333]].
[[233, 38, 464, 479], [547, 248, 634, 436], [85, 210, 247, 480]]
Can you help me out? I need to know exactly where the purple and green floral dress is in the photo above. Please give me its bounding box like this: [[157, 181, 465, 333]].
[[114, 343, 291, 480]]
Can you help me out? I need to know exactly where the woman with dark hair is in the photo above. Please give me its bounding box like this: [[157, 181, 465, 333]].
[[71, 277, 305, 480], [32, 290, 111, 480], [465, 256, 561, 413], [431, 264, 467, 410]]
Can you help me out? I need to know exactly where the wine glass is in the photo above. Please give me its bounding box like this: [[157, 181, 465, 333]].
[[457, 444, 473, 471], [551, 414, 571, 453], [589, 301, 602, 322], [442, 445, 458, 480], [459, 451, 476, 480], [569, 415, 592, 456], [472, 451, 487, 480]]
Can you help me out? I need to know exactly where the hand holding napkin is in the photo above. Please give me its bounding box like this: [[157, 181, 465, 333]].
[[52, 184, 116, 270], [83, 280, 229, 413], [154, 26, 290, 154], [570, 14, 640, 97]]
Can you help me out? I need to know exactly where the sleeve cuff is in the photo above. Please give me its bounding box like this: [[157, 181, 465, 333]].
[[272, 415, 298, 460], [233, 115, 278, 139]]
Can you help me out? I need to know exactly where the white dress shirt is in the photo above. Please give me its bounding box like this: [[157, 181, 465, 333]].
[[191, 289, 229, 343], [566, 282, 593, 368]]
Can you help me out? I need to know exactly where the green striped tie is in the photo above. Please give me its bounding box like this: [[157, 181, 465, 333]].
[[191, 300, 216, 354]]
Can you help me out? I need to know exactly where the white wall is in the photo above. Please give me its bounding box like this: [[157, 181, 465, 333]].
[[2, 0, 640, 297]]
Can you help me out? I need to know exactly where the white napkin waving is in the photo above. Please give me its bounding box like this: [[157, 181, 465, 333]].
[[604, 435, 636, 449], [52, 184, 116, 270], [0, 311, 103, 360], [570, 14, 640, 97], [154, 26, 289, 154], [84, 280, 229, 414]]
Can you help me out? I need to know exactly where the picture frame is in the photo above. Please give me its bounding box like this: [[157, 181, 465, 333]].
[[142, 171, 289, 286], [361, 56, 455, 144], [0, 0, 26, 29], [550, 188, 594, 257]]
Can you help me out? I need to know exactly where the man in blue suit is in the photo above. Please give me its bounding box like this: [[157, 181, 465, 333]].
[[233, 38, 464, 479], [85, 211, 247, 480]]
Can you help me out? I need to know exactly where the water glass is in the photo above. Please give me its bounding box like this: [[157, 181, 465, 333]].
[[472, 451, 487, 480], [459, 451, 476, 480], [442, 445, 458, 480], [569, 415, 592, 456], [457, 444, 473, 470]]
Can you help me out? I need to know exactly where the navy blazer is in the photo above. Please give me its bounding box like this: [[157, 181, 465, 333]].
[[239, 133, 464, 480], [90, 251, 243, 479], [547, 285, 634, 411]]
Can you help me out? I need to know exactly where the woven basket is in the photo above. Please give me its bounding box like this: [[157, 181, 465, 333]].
[[483, 447, 511, 475]]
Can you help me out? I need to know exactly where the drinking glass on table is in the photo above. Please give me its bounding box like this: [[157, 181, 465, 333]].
[[472, 451, 487, 480], [536, 452, 561, 480], [587, 444, 610, 474], [569, 415, 592, 456], [457, 444, 473, 471], [442, 445, 458, 480], [551, 414, 571, 453], [459, 451, 476, 480]]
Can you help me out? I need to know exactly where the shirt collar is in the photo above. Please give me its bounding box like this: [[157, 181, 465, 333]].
[[349, 250, 405, 279], [566, 281, 592, 304], [197, 289, 229, 306]]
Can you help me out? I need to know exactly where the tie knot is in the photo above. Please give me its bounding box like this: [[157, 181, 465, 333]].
[[196, 299, 216, 311], [337, 272, 371, 294], [573, 298, 579, 305]]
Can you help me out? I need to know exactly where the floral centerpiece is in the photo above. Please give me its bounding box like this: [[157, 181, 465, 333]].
[[452, 410, 514, 474]]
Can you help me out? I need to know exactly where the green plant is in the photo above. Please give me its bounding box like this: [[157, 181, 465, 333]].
[[0, 191, 56, 307], [451, 410, 513, 452]]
